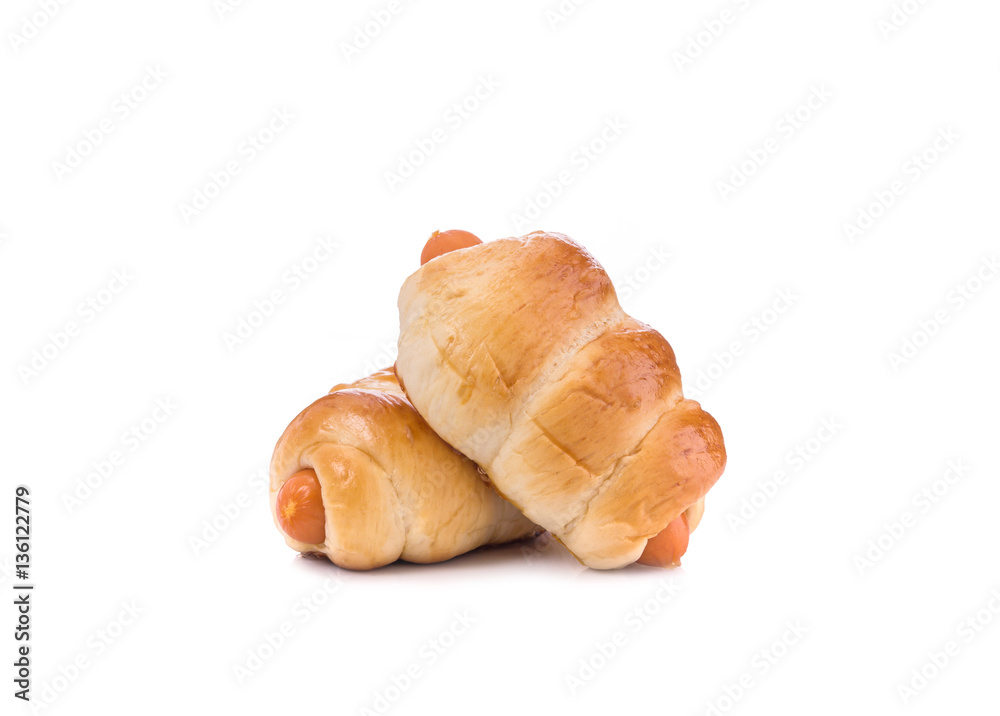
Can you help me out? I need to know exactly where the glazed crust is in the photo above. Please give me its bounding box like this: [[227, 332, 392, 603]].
[[269, 369, 537, 570], [396, 232, 726, 569]]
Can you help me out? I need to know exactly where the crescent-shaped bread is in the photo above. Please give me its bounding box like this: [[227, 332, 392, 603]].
[[396, 232, 726, 569], [269, 369, 538, 570]]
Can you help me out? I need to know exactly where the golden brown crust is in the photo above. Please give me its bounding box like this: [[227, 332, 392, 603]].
[[269, 369, 537, 569], [396, 232, 726, 569], [396, 233, 624, 465]]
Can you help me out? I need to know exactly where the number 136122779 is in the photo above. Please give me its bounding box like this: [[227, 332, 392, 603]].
[[15, 486, 30, 579]]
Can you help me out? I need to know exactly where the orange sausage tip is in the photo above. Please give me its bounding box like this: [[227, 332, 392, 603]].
[[636, 512, 690, 568], [276, 469, 326, 545], [420, 229, 482, 265]]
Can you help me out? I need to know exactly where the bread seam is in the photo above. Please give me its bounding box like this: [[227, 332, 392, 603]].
[[487, 309, 651, 535], [484, 308, 625, 470], [562, 406, 680, 539]]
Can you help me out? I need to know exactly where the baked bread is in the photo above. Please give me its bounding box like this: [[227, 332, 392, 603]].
[[396, 231, 726, 569], [269, 369, 537, 569]]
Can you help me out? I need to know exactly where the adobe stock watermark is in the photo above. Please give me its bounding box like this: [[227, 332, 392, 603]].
[[545, 0, 590, 30], [360, 611, 476, 715], [233, 577, 344, 685], [51, 64, 168, 182], [214, 0, 249, 20], [896, 588, 1000, 705], [521, 530, 562, 564], [726, 417, 842, 534], [854, 459, 970, 576], [221, 233, 340, 352], [62, 398, 178, 514], [509, 116, 626, 232], [686, 287, 798, 401], [344, 338, 398, 384], [27, 601, 143, 714], [340, 0, 412, 64], [17, 268, 134, 386], [565, 579, 681, 695], [613, 245, 672, 303], [671, 0, 755, 72], [0, 556, 21, 592], [7, 0, 72, 54], [716, 84, 832, 202], [878, 0, 931, 39], [843, 127, 959, 244], [177, 105, 295, 224], [702, 620, 809, 716], [384, 74, 500, 191], [0, 556, 15, 584], [189, 467, 268, 556], [886, 255, 997, 372]]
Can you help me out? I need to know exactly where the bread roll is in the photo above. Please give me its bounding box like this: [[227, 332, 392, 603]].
[[269, 369, 537, 570], [396, 231, 726, 569]]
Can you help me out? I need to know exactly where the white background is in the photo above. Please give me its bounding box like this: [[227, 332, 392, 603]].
[[2, 1, 999, 714]]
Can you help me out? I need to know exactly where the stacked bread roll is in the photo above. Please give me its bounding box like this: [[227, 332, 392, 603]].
[[270, 369, 537, 570], [270, 230, 726, 570]]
